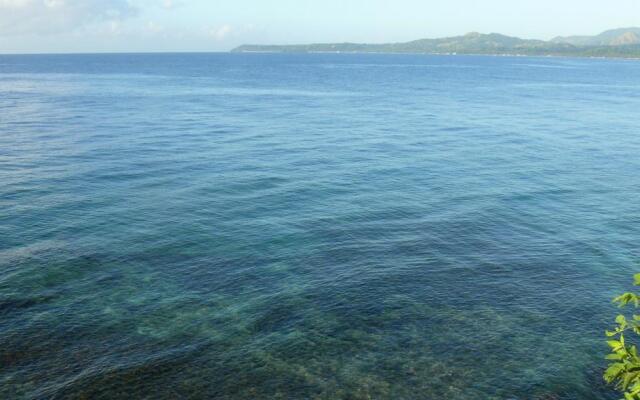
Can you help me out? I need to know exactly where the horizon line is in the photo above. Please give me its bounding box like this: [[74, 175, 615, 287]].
[[2, 26, 639, 57]]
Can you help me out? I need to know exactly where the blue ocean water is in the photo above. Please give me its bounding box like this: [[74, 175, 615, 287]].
[[1, 52, 639, 399]]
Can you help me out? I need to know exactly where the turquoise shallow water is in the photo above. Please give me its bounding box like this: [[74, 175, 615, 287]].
[[1, 53, 640, 399]]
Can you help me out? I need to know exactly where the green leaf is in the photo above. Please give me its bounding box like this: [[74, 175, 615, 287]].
[[623, 371, 639, 390], [615, 293, 640, 308], [609, 340, 624, 351], [605, 363, 625, 381], [615, 293, 633, 307]]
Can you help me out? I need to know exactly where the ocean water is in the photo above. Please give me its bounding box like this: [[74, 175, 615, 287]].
[[1, 53, 639, 399]]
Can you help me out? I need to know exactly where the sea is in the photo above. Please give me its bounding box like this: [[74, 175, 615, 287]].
[[1, 52, 639, 399]]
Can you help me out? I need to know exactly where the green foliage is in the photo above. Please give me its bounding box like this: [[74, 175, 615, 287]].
[[605, 274, 640, 399]]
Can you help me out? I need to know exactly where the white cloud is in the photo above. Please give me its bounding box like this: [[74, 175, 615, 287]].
[[0, 0, 138, 35], [161, 0, 182, 9], [204, 24, 258, 43], [210, 24, 233, 41]]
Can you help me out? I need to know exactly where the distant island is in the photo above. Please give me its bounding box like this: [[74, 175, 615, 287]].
[[232, 27, 640, 58]]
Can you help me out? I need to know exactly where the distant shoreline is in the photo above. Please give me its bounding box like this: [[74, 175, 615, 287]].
[[0, 50, 638, 62], [231, 49, 640, 61], [231, 28, 640, 60]]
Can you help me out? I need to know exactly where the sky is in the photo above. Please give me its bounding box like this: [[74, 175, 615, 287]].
[[0, 0, 639, 54]]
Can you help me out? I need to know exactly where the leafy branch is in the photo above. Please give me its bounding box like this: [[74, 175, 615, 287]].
[[605, 274, 640, 399]]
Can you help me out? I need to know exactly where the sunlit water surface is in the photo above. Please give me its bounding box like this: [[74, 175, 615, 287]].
[[1, 53, 640, 399]]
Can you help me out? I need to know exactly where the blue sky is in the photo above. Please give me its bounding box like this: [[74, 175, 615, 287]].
[[0, 0, 639, 53]]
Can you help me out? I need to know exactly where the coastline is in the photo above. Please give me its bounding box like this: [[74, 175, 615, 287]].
[[230, 49, 640, 61]]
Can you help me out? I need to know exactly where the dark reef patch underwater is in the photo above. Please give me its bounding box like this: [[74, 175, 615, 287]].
[[1, 53, 640, 399]]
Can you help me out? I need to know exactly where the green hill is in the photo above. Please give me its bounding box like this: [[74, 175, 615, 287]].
[[232, 28, 640, 58], [552, 27, 640, 46]]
